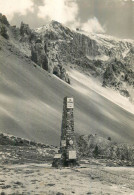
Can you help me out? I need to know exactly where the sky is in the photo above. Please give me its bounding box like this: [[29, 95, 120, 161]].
[[0, 0, 134, 39]]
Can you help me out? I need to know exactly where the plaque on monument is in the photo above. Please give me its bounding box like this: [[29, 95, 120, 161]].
[[67, 98, 74, 102], [67, 98, 74, 108], [54, 154, 62, 159], [61, 140, 66, 147], [69, 151, 76, 159]]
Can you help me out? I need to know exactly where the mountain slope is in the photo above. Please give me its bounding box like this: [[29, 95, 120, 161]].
[[1, 17, 134, 99], [0, 35, 134, 145]]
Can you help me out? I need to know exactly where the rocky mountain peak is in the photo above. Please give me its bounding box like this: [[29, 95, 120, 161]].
[[27, 21, 134, 99], [20, 21, 31, 36], [50, 20, 64, 28], [35, 20, 73, 42], [1, 17, 133, 99]]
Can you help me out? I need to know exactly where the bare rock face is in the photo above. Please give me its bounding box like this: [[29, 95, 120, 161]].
[[4, 18, 133, 93], [33, 20, 134, 91], [31, 39, 48, 71], [19, 22, 38, 45], [0, 24, 9, 39], [53, 65, 70, 84], [20, 22, 31, 36], [0, 13, 9, 26], [20, 22, 32, 42], [31, 29, 70, 83], [0, 13, 9, 39], [103, 57, 134, 97]]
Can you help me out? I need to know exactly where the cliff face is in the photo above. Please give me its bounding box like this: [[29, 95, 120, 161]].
[[0, 13, 9, 39], [31, 21, 134, 98], [103, 58, 134, 98]]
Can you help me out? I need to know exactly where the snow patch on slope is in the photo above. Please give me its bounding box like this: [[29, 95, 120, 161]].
[[69, 69, 134, 114]]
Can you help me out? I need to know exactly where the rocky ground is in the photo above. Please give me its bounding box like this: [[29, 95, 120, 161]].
[[0, 158, 134, 195], [0, 134, 134, 195]]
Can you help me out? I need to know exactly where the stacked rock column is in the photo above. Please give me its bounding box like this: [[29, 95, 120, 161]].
[[60, 97, 78, 166]]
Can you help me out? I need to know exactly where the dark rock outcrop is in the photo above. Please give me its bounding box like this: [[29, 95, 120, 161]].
[[19, 22, 38, 44], [31, 35, 70, 83], [0, 24, 9, 39], [0, 13, 9, 26], [103, 57, 134, 97], [20, 22, 32, 37], [0, 13, 9, 39], [31, 39, 48, 71], [53, 65, 70, 83]]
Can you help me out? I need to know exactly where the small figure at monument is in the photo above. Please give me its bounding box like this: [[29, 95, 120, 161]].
[[52, 97, 79, 167]]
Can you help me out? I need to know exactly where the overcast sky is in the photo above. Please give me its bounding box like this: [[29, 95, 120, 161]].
[[0, 0, 134, 39]]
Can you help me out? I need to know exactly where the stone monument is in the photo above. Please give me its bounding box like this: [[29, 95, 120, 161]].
[[52, 97, 78, 167]]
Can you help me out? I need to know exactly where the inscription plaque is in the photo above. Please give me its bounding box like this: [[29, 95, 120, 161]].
[[69, 151, 76, 159], [67, 98, 74, 108], [54, 154, 62, 159], [61, 140, 66, 147]]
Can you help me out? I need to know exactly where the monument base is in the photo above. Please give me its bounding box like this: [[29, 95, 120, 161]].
[[64, 159, 79, 167], [52, 158, 62, 168], [52, 97, 79, 168], [52, 157, 79, 168]]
